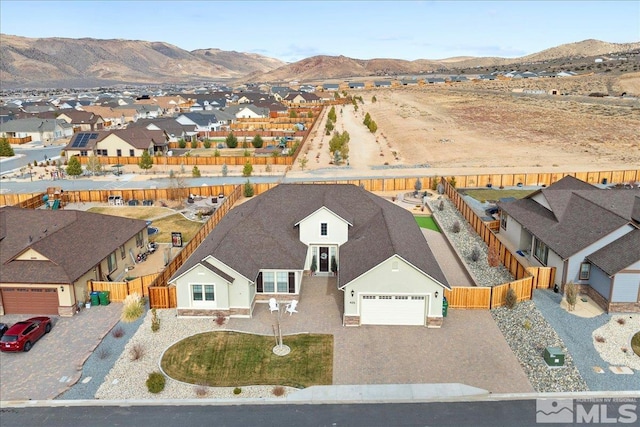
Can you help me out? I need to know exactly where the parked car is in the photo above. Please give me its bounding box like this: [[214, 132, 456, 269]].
[[0, 317, 52, 352], [0, 323, 8, 339]]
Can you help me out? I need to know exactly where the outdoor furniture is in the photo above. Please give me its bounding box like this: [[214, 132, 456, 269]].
[[142, 199, 153, 206], [108, 195, 116, 205], [114, 197, 123, 206], [128, 199, 139, 206], [286, 300, 298, 316], [269, 298, 279, 313]]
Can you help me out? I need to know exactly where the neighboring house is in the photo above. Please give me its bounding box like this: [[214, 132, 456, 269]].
[[129, 118, 196, 143], [322, 83, 340, 91], [57, 110, 105, 132], [0, 118, 73, 143], [254, 101, 288, 116], [498, 176, 640, 312], [348, 82, 365, 89], [79, 106, 126, 128], [175, 112, 221, 132], [270, 86, 291, 100], [236, 92, 273, 104], [223, 104, 269, 119], [64, 128, 169, 158], [135, 96, 188, 115], [170, 184, 450, 327], [283, 92, 321, 104], [374, 81, 392, 87], [0, 207, 148, 316]]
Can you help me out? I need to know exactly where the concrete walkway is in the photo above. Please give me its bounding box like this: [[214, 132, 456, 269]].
[[421, 229, 474, 287]]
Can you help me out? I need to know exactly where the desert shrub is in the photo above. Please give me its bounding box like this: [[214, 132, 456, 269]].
[[192, 166, 201, 177], [178, 140, 187, 149], [565, 281, 578, 311], [594, 335, 606, 343], [233, 387, 242, 395], [214, 312, 226, 326], [130, 343, 145, 361], [195, 383, 208, 397], [505, 288, 517, 309], [438, 200, 444, 211], [122, 292, 144, 322], [151, 308, 160, 332], [190, 140, 198, 149], [243, 179, 254, 197], [488, 244, 500, 267], [97, 347, 111, 360], [616, 317, 626, 325], [470, 247, 481, 262], [523, 319, 532, 330], [272, 386, 286, 397], [631, 332, 640, 357], [451, 220, 461, 233], [203, 140, 211, 149], [146, 372, 166, 394], [111, 326, 125, 338]]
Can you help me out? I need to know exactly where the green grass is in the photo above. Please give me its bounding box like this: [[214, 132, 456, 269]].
[[414, 216, 440, 232], [461, 189, 535, 202], [88, 206, 172, 220], [161, 331, 333, 388]]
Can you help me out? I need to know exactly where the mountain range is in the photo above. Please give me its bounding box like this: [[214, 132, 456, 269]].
[[1, 34, 638, 89]]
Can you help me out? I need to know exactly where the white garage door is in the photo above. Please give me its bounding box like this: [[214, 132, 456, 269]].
[[360, 295, 426, 325]]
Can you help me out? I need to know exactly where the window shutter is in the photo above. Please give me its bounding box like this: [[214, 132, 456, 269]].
[[256, 272, 263, 293], [288, 272, 295, 293]]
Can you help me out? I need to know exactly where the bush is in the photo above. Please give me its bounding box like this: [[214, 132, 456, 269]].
[[203, 140, 211, 149], [121, 293, 144, 322], [616, 317, 626, 325], [595, 335, 606, 343], [214, 312, 226, 326], [130, 343, 145, 361], [451, 220, 461, 233], [242, 160, 253, 177], [438, 200, 444, 211], [190, 140, 198, 149], [505, 288, 517, 309], [470, 247, 481, 262], [151, 308, 161, 332], [631, 332, 640, 357], [243, 180, 254, 197], [272, 386, 285, 397], [523, 319, 532, 330], [146, 372, 166, 394], [195, 383, 208, 398], [178, 140, 187, 149], [97, 347, 111, 360], [233, 387, 242, 395], [565, 281, 578, 311], [111, 326, 125, 338], [192, 165, 201, 178]]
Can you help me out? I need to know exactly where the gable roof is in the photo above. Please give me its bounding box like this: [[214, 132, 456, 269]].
[[0, 207, 147, 284], [499, 177, 639, 259], [171, 184, 448, 289], [0, 118, 70, 133], [58, 110, 103, 124], [587, 229, 640, 276]]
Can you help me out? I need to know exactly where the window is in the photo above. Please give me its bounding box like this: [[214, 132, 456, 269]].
[[120, 245, 125, 260], [257, 271, 293, 294], [80, 150, 88, 156], [116, 149, 122, 157], [107, 252, 117, 273], [263, 272, 275, 293], [136, 231, 144, 247], [579, 263, 591, 280], [276, 272, 288, 293], [533, 238, 549, 265], [320, 223, 328, 236], [192, 284, 215, 302], [129, 149, 135, 157], [500, 212, 508, 230]]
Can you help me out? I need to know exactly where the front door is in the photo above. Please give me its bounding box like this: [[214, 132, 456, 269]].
[[319, 247, 329, 272]]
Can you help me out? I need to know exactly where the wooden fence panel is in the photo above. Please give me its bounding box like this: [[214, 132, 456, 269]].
[[444, 287, 491, 309], [490, 278, 533, 308], [148, 286, 172, 308], [90, 281, 129, 302]]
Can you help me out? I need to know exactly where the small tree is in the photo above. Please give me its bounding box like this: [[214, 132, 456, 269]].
[[221, 163, 228, 177], [203, 140, 211, 149], [0, 138, 15, 157], [192, 165, 201, 177], [505, 288, 518, 309], [310, 255, 317, 274], [448, 176, 457, 188], [243, 179, 254, 197], [251, 134, 264, 148], [368, 120, 377, 133], [85, 155, 103, 175], [328, 106, 337, 122], [190, 139, 198, 149], [371, 95, 377, 103], [488, 244, 500, 267], [431, 175, 439, 191], [289, 110, 297, 118], [298, 156, 308, 171], [414, 178, 422, 196], [178, 139, 187, 149], [307, 111, 313, 118], [225, 132, 238, 148], [213, 149, 220, 157], [138, 150, 153, 171], [363, 112, 371, 127], [565, 281, 579, 311], [331, 256, 338, 274], [242, 160, 253, 177], [66, 156, 83, 177]]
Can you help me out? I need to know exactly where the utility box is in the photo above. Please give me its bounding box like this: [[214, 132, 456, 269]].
[[544, 347, 565, 367]]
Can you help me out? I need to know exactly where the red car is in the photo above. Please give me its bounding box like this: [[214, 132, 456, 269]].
[[0, 317, 52, 352]]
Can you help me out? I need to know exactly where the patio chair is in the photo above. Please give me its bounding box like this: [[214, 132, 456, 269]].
[[269, 298, 279, 313], [286, 300, 298, 316]]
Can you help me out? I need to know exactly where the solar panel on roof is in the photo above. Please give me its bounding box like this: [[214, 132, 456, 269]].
[[71, 133, 92, 148]]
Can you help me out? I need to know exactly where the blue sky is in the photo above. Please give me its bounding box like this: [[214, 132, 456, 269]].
[[1, 1, 638, 62]]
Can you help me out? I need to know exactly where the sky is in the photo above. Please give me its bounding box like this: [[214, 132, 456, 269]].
[[1, 1, 638, 63]]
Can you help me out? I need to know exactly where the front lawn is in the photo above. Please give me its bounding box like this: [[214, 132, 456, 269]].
[[88, 206, 172, 220], [462, 189, 534, 202], [414, 215, 440, 232], [161, 331, 333, 388]]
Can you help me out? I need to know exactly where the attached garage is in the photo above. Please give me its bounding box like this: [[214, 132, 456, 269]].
[[0, 287, 59, 315], [360, 294, 427, 326]]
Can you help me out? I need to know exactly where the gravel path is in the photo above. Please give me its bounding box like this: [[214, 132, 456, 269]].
[[533, 290, 639, 391]]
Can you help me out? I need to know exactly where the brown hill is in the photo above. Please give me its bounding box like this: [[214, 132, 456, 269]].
[[0, 34, 285, 88]]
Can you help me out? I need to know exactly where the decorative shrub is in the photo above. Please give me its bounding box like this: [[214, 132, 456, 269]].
[[488, 244, 500, 267], [470, 247, 481, 262], [97, 347, 111, 360], [233, 387, 242, 395], [243, 179, 254, 197], [151, 308, 160, 332], [178, 140, 187, 149], [565, 282, 578, 311], [122, 293, 144, 322], [272, 386, 285, 397], [451, 220, 461, 233], [594, 335, 606, 343], [130, 343, 145, 361], [146, 372, 166, 394], [523, 319, 532, 330], [617, 317, 626, 325], [111, 326, 125, 338], [190, 140, 198, 149], [505, 288, 517, 309], [438, 200, 444, 211], [214, 312, 226, 326], [195, 383, 208, 397], [203, 140, 211, 149]]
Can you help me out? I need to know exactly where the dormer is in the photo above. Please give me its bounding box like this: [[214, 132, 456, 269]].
[[14, 248, 50, 261], [295, 206, 351, 246]]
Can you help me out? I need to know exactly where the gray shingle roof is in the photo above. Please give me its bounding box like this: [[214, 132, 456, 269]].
[[171, 184, 448, 288], [587, 229, 640, 275], [0, 207, 147, 285]]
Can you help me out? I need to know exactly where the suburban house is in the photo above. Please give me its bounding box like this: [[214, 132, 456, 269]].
[[175, 112, 221, 133], [498, 176, 640, 312], [169, 184, 450, 327], [64, 128, 169, 158], [135, 96, 188, 115], [57, 110, 105, 132], [283, 92, 321, 105], [0, 207, 148, 316], [80, 105, 126, 128], [129, 118, 196, 143], [0, 118, 73, 143], [223, 104, 269, 119], [322, 83, 340, 92]]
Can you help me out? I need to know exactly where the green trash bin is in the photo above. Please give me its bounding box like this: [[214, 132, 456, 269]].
[[99, 291, 110, 306], [442, 297, 449, 317], [90, 291, 100, 306]]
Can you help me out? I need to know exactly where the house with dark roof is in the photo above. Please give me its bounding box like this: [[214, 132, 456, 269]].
[[57, 110, 105, 132], [283, 92, 321, 104], [0, 207, 148, 316], [170, 184, 450, 327], [64, 128, 169, 158], [498, 176, 640, 312], [0, 118, 73, 143]]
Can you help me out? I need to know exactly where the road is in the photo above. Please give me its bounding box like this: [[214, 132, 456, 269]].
[[0, 399, 589, 427], [0, 145, 63, 175]]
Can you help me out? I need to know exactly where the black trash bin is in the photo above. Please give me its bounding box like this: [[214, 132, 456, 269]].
[[602, 178, 608, 185]]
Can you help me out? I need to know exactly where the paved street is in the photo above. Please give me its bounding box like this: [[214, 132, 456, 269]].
[[0, 303, 122, 400]]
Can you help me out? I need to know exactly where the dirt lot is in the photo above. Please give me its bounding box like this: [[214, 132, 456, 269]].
[[289, 73, 640, 179]]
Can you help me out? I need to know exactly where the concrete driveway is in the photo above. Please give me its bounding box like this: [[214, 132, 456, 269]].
[[227, 276, 533, 394], [0, 303, 121, 401]]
